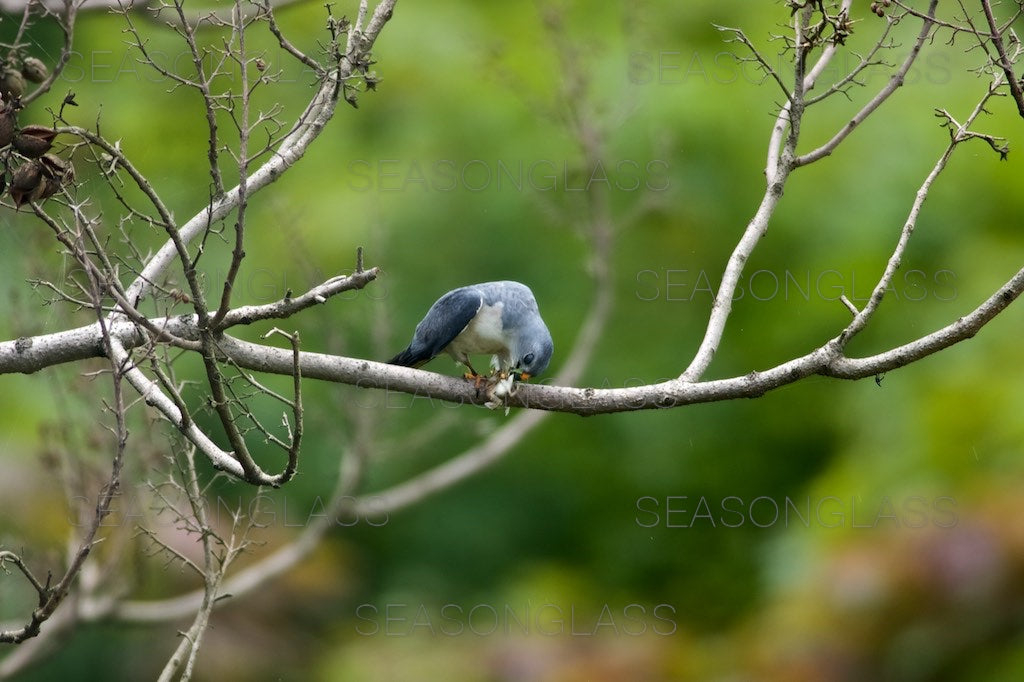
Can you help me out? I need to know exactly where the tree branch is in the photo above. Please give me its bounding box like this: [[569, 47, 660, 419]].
[[980, 0, 1024, 119], [0, 230, 127, 644], [793, 1, 939, 166]]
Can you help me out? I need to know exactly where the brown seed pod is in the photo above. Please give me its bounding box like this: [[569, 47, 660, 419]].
[[32, 175, 61, 202], [0, 108, 15, 148], [40, 153, 72, 180], [9, 159, 43, 207], [13, 124, 58, 158], [21, 57, 49, 84], [1, 68, 25, 99], [40, 153, 74, 190]]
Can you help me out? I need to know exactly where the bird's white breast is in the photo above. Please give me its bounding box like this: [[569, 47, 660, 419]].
[[447, 302, 509, 357]]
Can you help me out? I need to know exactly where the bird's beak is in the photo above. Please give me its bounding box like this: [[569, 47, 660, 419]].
[[519, 372, 531, 381]]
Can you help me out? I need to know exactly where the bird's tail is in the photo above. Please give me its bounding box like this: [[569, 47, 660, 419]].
[[387, 346, 430, 368]]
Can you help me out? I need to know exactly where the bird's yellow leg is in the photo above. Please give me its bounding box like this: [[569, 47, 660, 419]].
[[461, 362, 488, 388]]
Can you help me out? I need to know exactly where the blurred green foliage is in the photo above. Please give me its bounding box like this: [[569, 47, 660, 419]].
[[2, 1, 1024, 680]]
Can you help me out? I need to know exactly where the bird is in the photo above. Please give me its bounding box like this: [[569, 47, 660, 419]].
[[388, 281, 554, 381]]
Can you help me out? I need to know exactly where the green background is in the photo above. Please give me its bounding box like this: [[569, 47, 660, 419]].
[[2, 2, 1024, 680]]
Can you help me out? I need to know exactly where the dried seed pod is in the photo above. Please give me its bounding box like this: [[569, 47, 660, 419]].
[[0, 107, 15, 148], [40, 153, 74, 186], [32, 175, 61, 202], [10, 159, 41, 190], [21, 57, 49, 84], [13, 124, 57, 158], [1, 68, 25, 99], [40, 152, 70, 178], [9, 159, 43, 207]]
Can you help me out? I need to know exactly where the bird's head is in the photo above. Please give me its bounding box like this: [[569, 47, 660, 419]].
[[514, 321, 553, 380]]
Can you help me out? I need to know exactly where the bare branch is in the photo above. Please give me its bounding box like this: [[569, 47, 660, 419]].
[[838, 84, 1008, 351], [210, 2, 255, 326], [260, 327, 302, 481], [804, 19, 899, 106], [90, 0, 398, 487], [714, 24, 792, 100], [681, 0, 938, 383], [119, 0, 396, 310], [20, 1, 80, 107], [221, 268, 380, 326], [258, 0, 324, 76], [794, 1, 939, 166], [172, 0, 227, 197], [980, 0, 1024, 118], [0, 216, 127, 644]]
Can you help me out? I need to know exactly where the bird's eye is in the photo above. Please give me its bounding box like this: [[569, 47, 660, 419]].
[[522, 353, 535, 366]]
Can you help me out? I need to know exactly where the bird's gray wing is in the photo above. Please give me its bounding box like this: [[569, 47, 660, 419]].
[[387, 287, 483, 367]]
